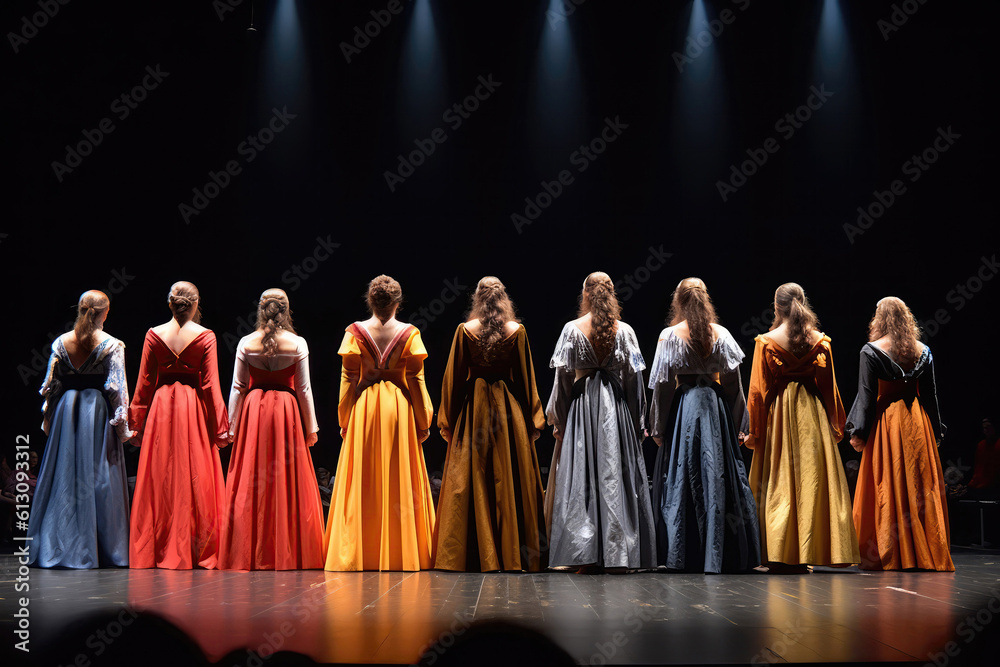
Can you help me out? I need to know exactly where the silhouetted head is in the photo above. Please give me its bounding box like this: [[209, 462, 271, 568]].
[[256, 288, 296, 356], [468, 276, 518, 363], [668, 277, 718, 357], [868, 296, 921, 369], [168, 281, 202, 325], [366, 275, 403, 321], [74, 289, 110, 350], [772, 282, 820, 355], [579, 271, 620, 361]]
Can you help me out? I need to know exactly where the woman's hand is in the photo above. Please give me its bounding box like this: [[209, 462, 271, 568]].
[[850, 435, 865, 452], [530, 428, 541, 442], [306, 432, 319, 447], [440, 428, 452, 444], [418, 428, 430, 444], [340, 427, 348, 439], [553, 426, 563, 443], [653, 436, 663, 448]]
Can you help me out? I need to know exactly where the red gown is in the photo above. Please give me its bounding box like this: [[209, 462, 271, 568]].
[[220, 337, 325, 570], [128, 329, 229, 569]]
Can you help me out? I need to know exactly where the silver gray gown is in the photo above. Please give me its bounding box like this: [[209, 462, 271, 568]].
[[544, 321, 656, 569]]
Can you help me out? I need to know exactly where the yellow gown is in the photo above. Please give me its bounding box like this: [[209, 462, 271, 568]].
[[745, 334, 860, 566], [323, 323, 436, 571]]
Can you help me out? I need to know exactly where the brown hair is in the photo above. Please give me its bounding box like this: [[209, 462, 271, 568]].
[[256, 288, 296, 357], [73, 290, 110, 352], [578, 272, 620, 361], [771, 282, 820, 355], [869, 296, 922, 370], [168, 281, 202, 324], [668, 277, 718, 357], [468, 276, 518, 363], [366, 275, 403, 320]]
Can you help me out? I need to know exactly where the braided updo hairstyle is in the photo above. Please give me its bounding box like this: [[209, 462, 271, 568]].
[[468, 276, 518, 363], [366, 275, 403, 321], [668, 277, 718, 357], [771, 282, 820, 356], [578, 272, 620, 362], [256, 288, 296, 357], [73, 290, 110, 352], [168, 281, 202, 324]]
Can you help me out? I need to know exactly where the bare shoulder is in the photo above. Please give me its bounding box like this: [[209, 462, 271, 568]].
[[808, 329, 825, 345], [871, 336, 891, 352], [505, 320, 521, 336], [465, 318, 482, 335]]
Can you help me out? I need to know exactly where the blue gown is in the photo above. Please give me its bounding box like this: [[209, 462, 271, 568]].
[[27, 335, 133, 568]]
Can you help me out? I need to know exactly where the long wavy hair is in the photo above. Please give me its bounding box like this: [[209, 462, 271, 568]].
[[578, 272, 620, 361], [468, 276, 518, 363], [668, 277, 718, 357], [366, 275, 403, 321], [256, 288, 296, 357], [73, 290, 110, 352], [869, 296, 922, 369], [168, 281, 202, 324], [771, 282, 820, 355]]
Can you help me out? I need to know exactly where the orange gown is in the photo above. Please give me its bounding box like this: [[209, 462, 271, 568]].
[[745, 335, 859, 566], [323, 323, 436, 571], [846, 343, 953, 571], [434, 324, 548, 572], [128, 329, 229, 569]]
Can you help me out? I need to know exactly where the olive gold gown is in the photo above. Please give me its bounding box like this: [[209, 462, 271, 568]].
[[744, 334, 860, 567]]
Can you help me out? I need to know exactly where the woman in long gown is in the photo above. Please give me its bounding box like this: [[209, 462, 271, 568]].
[[220, 289, 325, 570], [28, 290, 132, 568], [847, 296, 953, 571], [434, 277, 548, 572], [546, 272, 656, 572], [648, 278, 759, 573], [324, 275, 436, 571], [128, 281, 229, 569], [743, 283, 859, 572]]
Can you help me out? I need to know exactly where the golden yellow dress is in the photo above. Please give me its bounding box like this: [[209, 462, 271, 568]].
[[745, 334, 860, 566], [323, 323, 436, 571], [433, 324, 547, 572]]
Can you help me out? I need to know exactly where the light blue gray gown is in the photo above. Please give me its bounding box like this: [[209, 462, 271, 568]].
[[544, 321, 656, 569], [27, 335, 132, 568]]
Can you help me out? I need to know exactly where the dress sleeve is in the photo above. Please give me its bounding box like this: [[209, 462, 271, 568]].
[[39, 340, 61, 436], [919, 348, 946, 443], [621, 325, 647, 437], [845, 346, 878, 441], [545, 325, 575, 433], [514, 326, 547, 432], [199, 332, 230, 447], [294, 337, 319, 437], [649, 336, 678, 440], [105, 340, 134, 443], [338, 331, 361, 431], [438, 324, 468, 436], [815, 340, 846, 441], [128, 331, 158, 440], [404, 329, 434, 433], [720, 365, 748, 435], [743, 337, 769, 450], [227, 340, 248, 442]]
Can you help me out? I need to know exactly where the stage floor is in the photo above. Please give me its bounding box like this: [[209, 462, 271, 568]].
[[3, 550, 999, 665]]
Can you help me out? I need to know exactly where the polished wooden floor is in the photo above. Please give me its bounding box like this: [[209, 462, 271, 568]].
[[3, 549, 999, 665]]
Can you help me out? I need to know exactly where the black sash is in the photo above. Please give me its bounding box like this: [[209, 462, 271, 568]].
[[61, 374, 105, 391]]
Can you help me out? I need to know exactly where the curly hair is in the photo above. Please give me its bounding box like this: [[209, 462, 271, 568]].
[[366, 275, 403, 321], [771, 282, 820, 356], [869, 296, 922, 369], [578, 272, 620, 361], [256, 288, 296, 357], [668, 277, 718, 357], [468, 276, 518, 363], [168, 281, 202, 324], [73, 290, 110, 351]]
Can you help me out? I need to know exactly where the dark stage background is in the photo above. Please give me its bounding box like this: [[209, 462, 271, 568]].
[[4, 0, 998, 481]]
